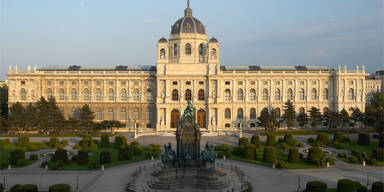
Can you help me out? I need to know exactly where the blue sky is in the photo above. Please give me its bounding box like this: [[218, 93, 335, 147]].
[[0, 0, 383, 79]]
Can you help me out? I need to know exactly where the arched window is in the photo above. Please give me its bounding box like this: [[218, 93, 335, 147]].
[[250, 108, 256, 119], [185, 43, 191, 55], [237, 108, 244, 119], [59, 88, 65, 101], [47, 88, 53, 99], [323, 88, 329, 100], [96, 89, 102, 101], [250, 89, 256, 101], [71, 88, 78, 101], [185, 89, 192, 101], [299, 107, 305, 114], [198, 89, 205, 101], [108, 88, 115, 101], [172, 89, 179, 101], [225, 89, 231, 101], [287, 88, 293, 101], [133, 89, 140, 101], [121, 89, 127, 101], [348, 88, 355, 100], [275, 108, 281, 118], [238, 89, 244, 101], [83, 89, 90, 101], [311, 88, 317, 100], [160, 48, 166, 59], [262, 89, 269, 101], [20, 88, 27, 101], [299, 89, 305, 101], [174, 43, 178, 56], [275, 88, 281, 101], [210, 48, 217, 59], [108, 108, 114, 120], [121, 107, 127, 120], [96, 108, 103, 120], [199, 43, 204, 56], [133, 108, 140, 120], [146, 89, 153, 101], [225, 108, 231, 119]]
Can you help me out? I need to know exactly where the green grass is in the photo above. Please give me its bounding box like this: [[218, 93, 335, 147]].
[[229, 143, 318, 169], [334, 141, 384, 166], [0, 142, 52, 161], [58, 144, 151, 171]]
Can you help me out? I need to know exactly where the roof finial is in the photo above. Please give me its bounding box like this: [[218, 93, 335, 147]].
[[187, 0, 190, 8]]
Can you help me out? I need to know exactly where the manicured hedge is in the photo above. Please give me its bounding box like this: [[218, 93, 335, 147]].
[[263, 147, 277, 163], [337, 179, 357, 192], [114, 136, 127, 148], [100, 134, 110, 148], [10, 149, 25, 165], [266, 135, 276, 146], [372, 181, 384, 192], [17, 135, 30, 147], [284, 134, 294, 145], [48, 138, 60, 148], [118, 145, 134, 161], [307, 146, 326, 166], [305, 181, 327, 192], [357, 133, 370, 145], [51, 149, 68, 163], [10, 184, 38, 192], [379, 133, 384, 148], [250, 135, 260, 148], [77, 150, 89, 165], [99, 151, 111, 164], [333, 132, 344, 142], [0, 183, 3, 192], [49, 184, 72, 192], [238, 137, 250, 146], [288, 147, 299, 163], [243, 145, 255, 160], [372, 148, 384, 161], [316, 133, 329, 146]]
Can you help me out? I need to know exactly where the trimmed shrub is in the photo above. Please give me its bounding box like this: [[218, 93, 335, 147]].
[[372, 181, 384, 192], [337, 179, 357, 192], [334, 141, 345, 149], [20, 184, 38, 192], [233, 145, 245, 157], [379, 133, 384, 148], [132, 144, 144, 156], [298, 143, 305, 147], [284, 134, 295, 145], [307, 137, 315, 143], [357, 133, 371, 145], [316, 133, 329, 146], [29, 154, 38, 161], [77, 150, 89, 165], [118, 145, 134, 161], [49, 184, 72, 192], [243, 145, 255, 160], [288, 147, 299, 163], [51, 149, 68, 163], [334, 132, 344, 142], [16, 159, 27, 166], [79, 135, 97, 151], [10, 184, 22, 192], [10, 149, 25, 165], [115, 136, 127, 148], [17, 135, 30, 147], [250, 135, 260, 147], [367, 157, 378, 166], [266, 135, 276, 146], [238, 137, 249, 146], [48, 138, 60, 148], [372, 148, 384, 161], [263, 147, 277, 163], [350, 156, 359, 164], [100, 134, 110, 148], [355, 182, 368, 192], [326, 157, 336, 166], [276, 161, 287, 169], [61, 139, 68, 147], [49, 160, 64, 170], [215, 144, 232, 158], [253, 148, 258, 160], [0, 183, 3, 192], [0, 160, 9, 169], [308, 146, 326, 167], [71, 155, 78, 162], [305, 181, 327, 192], [99, 151, 111, 165]]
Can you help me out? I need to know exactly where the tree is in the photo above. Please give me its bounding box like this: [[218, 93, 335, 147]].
[[8, 102, 25, 134], [351, 108, 363, 129], [309, 107, 322, 128], [78, 104, 95, 133], [328, 111, 341, 129], [258, 108, 278, 131], [372, 92, 384, 108], [47, 97, 66, 134], [97, 120, 125, 133], [297, 112, 309, 128], [24, 103, 37, 132], [65, 117, 79, 134], [0, 116, 8, 133], [0, 85, 8, 118], [339, 109, 349, 128], [36, 97, 50, 134], [282, 100, 296, 129]]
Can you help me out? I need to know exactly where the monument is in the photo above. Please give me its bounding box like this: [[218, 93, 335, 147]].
[[127, 103, 250, 191]]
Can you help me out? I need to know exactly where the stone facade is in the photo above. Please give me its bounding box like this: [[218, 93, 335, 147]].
[[7, 4, 369, 133]]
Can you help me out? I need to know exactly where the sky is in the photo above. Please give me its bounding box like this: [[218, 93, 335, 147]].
[[0, 0, 383, 80]]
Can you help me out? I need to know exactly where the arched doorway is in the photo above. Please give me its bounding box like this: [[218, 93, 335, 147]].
[[171, 109, 180, 128], [197, 109, 206, 128]]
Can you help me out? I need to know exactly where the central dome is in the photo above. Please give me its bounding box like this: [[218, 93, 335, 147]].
[[171, 6, 206, 35]]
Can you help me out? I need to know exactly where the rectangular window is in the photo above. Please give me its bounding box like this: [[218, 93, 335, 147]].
[[312, 81, 317, 85], [84, 81, 89, 85], [275, 81, 280, 85], [225, 123, 231, 128], [60, 81, 64, 85], [121, 81, 126, 86], [300, 81, 305, 85], [21, 81, 26, 85], [72, 81, 76, 85], [97, 81, 102, 86], [250, 123, 256, 127], [250, 81, 255, 85], [146, 124, 152, 128], [324, 81, 328, 85], [173, 81, 178, 85], [225, 81, 230, 85], [238, 81, 243, 86], [288, 81, 293, 85], [186, 81, 191, 85], [199, 81, 204, 85]]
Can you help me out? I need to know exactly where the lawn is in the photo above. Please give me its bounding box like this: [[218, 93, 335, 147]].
[[0, 142, 51, 161], [58, 144, 152, 171], [333, 141, 384, 166], [229, 142, 318, 169]]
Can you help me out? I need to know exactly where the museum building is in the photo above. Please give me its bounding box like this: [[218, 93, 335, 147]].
[[7, 3, 368, 133]]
